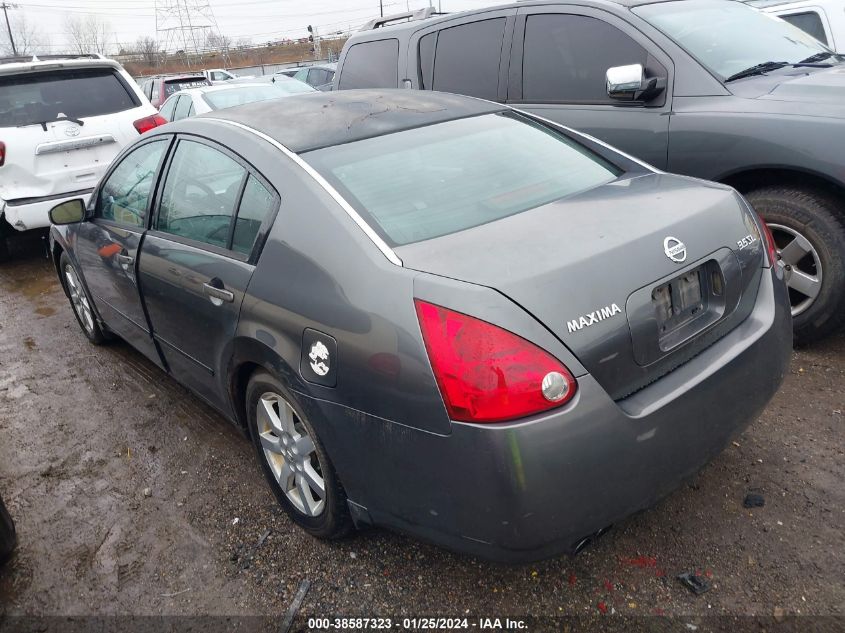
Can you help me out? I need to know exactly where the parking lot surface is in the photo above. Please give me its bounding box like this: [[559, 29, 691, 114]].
[[0, 240, 843, 628]]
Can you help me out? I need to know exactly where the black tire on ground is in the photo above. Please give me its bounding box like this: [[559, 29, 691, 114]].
[[0, 236, 8, 263], [0, 495, 16, 566], [245, 370, 353, 540], [745, 186, 845, 345], [58, 251, 108, 345]]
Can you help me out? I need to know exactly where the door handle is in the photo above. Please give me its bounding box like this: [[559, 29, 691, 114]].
[[116, 253, 134, 266], [203, 282, 234, 305]]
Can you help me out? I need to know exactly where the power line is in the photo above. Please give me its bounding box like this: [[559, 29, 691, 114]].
[[1, 2, 17, 56]]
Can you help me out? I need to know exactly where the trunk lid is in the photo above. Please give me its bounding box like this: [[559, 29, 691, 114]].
[[397, 173, 765, 400]]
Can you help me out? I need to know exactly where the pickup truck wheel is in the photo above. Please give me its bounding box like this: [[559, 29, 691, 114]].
[[745, 186, 845, 345], [59, 252, 107, 345], [0, 237, 8, 263], [246, 371, 352, 540]]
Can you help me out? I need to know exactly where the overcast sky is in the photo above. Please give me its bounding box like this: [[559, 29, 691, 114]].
[[5, 0, 510, 53]]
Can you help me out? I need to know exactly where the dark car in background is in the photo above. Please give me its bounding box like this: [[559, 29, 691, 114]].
[[335, 0, 845, 344], [48, 91, 791, 561], [0, 494, 15, 565], [140, 74, 212, 109], [292, 63, 336, 91]]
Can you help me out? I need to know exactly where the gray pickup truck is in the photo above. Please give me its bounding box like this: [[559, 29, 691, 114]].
[[335, 0, 845, 344]]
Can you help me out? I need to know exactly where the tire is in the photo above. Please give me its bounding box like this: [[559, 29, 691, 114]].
[[245, 371, 352, 539], [745, 186, 845, 345], [0, 495, 16, 566], [59, 252, 108, 345], [0, 236, 8, 264]]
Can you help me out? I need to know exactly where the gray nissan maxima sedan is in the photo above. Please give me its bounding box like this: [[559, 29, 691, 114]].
[[48, 90, 792, 562]]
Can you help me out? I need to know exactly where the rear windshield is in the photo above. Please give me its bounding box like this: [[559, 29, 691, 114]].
[[304, 112, 621, 246], [0, 67, 139, 128], [164, 77, 211, 96], [203, 84, 301, 109]]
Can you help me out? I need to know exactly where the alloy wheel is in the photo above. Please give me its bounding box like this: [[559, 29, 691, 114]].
[[64, 265, 95, 334], [768, 223, 823, 317], [257, 392, 325, 517]]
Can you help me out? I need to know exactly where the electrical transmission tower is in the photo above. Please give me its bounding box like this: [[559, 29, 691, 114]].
[[155, 0, 228, 67]]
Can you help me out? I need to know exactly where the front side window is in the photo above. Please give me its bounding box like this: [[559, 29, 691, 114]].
[[634, 0, 830, 79], [780, 11, 828, 45], [157, 140, 246, 249], [339, 39, 399, 89], [305, 113, 620, 246], [0, 68, 138, 128], [522, 14, 650, 103], [432, 18, 506, 100], [97, 139, 168, 227]]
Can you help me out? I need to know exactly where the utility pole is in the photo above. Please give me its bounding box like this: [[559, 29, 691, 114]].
[[379, 1, 383, 17], [1, 2, 18, 57]]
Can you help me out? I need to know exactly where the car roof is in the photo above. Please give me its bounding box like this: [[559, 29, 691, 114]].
[[0, 56, 122, 77], [198, 89, 505, 153], [165, 81, 289, 99]]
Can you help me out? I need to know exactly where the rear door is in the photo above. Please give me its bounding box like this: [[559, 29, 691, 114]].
[[507, 5, 673, 169], [138, 137, 278, 414], [0, 67, 145, 205], [75, 136, 172, 366]]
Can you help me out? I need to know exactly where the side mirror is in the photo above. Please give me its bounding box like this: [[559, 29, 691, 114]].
[[606, 64, 665, 102], [49, 199, 86, 225]]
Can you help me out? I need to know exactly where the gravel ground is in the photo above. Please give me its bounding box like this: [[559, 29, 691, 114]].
[[0, 239, 843, 631]]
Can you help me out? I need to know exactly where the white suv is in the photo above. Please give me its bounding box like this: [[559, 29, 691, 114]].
[[0, 54, 165, 260], [747, 0, 845, 52]]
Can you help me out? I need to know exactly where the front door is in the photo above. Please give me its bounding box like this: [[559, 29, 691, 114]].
[[507, 7, 673, 169], [75, 137, 171, 366], [138, 137, 278, 415]]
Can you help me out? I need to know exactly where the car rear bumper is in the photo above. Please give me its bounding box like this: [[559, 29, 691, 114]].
[[1, 189, 93, 232], [300, 268, 792, 563]]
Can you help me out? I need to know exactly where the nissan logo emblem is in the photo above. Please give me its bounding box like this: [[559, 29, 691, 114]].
[[664, 236, 687, 263]]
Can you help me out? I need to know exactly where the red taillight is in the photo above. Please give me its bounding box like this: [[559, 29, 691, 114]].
[[756, 213, 778, 268], [0, 141, 5, 167], [415, 300, 577, 423], [133, 114, 167, 134]]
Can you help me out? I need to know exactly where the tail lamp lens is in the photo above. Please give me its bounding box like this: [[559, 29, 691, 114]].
[[133, 114, 167, 134], [414, 300, 577, 423], [0, 141, 5, 167], [758, 215, 778, 268]]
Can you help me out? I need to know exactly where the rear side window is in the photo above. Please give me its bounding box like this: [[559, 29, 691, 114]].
[[419, 33, 437, 89], [338, 39, 399, 89], [780, 11, 828, 45], [305, 113, 620, 246], [432, 18, 506, 100], [522, 14, 649, 103], [173, 95, 193, 120], [164, 78, 211, 97], [159, 97, 177, 121], [232, 176, 276, 255], [157, 140, 246, 249], [0, 68, 139, 128], [98, 140, 168, 227]]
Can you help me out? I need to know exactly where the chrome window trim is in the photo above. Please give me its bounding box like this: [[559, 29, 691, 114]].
[[201, 117, 403, 267]]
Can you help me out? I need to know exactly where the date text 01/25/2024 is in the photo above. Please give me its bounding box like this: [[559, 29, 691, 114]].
[[307, 617, 528, 630]]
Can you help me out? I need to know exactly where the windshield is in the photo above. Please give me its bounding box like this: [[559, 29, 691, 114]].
[[634, 0, 830, 79], [203, 84, 295, 110], [304, 113, 621, 246], [0, 68, 138, 128]]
